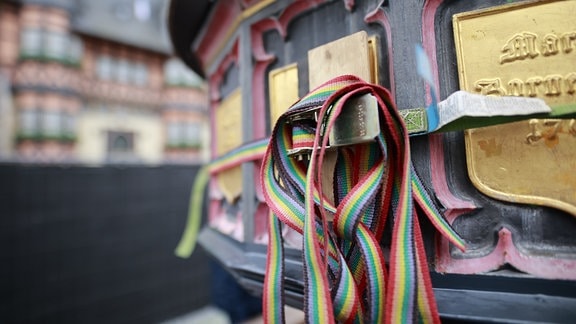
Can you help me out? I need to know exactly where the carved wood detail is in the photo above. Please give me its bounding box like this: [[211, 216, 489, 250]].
[[195, 2, 243, 70], [364, 0, 395, 99], [424, 0, 576, 279]]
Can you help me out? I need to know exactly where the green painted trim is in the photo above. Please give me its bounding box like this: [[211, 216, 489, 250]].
[[164, 81, 205, 89], [16, 133, 77, 143], [165, 142, 202, 150], [19, 54, 81, 68]]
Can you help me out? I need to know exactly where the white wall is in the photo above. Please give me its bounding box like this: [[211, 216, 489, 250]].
[[76, 106, 163, 165]]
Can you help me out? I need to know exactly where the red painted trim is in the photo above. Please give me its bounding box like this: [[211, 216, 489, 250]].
[[422, 0, 485, 274], [427, 135, 476, 221], [422, 0, 441, 104], [209, 40, 240, 103], [205, 39, 244, 239], [196, 0, 337, 71], [364, 0, 396, 100], [254, 202, 269, 244], [208, 180, 223, 225], [422, 0, 476, 216], [254, 163, 265, 202], [343, 0, 355, 11], [208, 96, 219, 158], [196, 2, 243, 69], [251, 18, 280, 139]]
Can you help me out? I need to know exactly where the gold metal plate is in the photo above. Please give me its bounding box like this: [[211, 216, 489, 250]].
[[214, 89, 243, 203], [453, 0, 576, 216], [269, 63, 299, 127], [308, 31, 377, 88]]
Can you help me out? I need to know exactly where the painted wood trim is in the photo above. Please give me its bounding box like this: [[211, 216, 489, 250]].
[[425, 0, 576, 279], [364, 0, 396, 99]]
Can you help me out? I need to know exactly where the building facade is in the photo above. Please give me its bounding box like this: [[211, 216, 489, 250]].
[[0, 0, 209, 165]]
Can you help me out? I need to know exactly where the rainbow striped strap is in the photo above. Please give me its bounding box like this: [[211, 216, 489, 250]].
[[174, 138, 269, 258], [263, 214, 285, 323], [261, 75, 466, 323], [208, 138, 269, 174], [174, 166, 210, 258]]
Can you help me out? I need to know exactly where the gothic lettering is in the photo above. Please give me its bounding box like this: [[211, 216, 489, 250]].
[[499, 31, 575, 64], [542, 34, 559, 56], [507, 79, 524, 96], [474, 78, 506, 96], [566, 73, 576, 94], [524, 77, 542, 97], [474, 73, 576, 97], [544, 75, 562, 96], [500, 32, 539, 64], [561, 32, 576, 53]]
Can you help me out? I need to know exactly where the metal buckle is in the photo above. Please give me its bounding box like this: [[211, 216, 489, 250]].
[[287, 106, 319, 124], [286, 105, 322, 160], [328, 94, 380, 147], [286, 94, 380, 159]]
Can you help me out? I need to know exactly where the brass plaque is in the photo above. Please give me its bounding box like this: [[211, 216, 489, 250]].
[[453, 0, 576, 216], [269, 63, 299, 127], [268, 32, 380, 126], [308, 31, 377, 88], [214, 89, 243, 203]]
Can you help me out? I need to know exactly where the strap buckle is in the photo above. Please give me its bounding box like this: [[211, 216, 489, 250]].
[[328, 94, 380, 147], [286, 94, 380, 159]]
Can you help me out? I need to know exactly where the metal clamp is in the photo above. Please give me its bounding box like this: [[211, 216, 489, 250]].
[[286, 94, 381, 159]]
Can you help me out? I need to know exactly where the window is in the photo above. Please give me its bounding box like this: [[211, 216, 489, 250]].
[[17, 108, 78, 142], [164, 58, 203, 87], [165, 59, 180, 85], [96, 56, 113, 80], [111, 135, 130, 151], [132, 63, 148, 86], [95, 56, 148, 85], [19, 28, 83, 65], [107, 131, 134, 153], [166, 122, 202, 149], [62, 113, 75, 136], [43, 32, 67, 60], [20, 28, 42, 58], [167, 123, 181, 146], [115, 59, 130, 83], [67, 35, 83, 64], [19, 109, 38, 136], [41, 111, 61, 136], [184, 123, 201, 146]]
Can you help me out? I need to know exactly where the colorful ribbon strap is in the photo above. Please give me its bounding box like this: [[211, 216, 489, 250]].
[[261, 75, 466, 323], [174, 73, 573, 321], [174, 138, 269, 258]]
